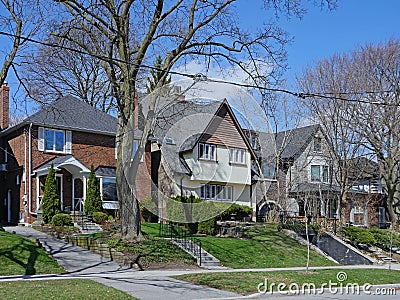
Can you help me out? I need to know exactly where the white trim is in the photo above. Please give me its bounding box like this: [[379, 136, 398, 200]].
[[56, 174, 63, 210]]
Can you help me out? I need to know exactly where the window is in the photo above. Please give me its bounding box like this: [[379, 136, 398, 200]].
[[38, 127, 72, 153], [263, 163, 276, 179], [313, 137, 322, 152], [322, 166, 329, 183], [45, 129, 64, 152], [311, 165, 321, 182], [354, 206, 364, 214], [229, 148, 246, 164], [311, 165, 330, 183], [198, 143, 216, 160], [16, 174, 20, 185], [101, 177, 117, 202], [4, 146, 8, 163], [200, 184, 232, 201]]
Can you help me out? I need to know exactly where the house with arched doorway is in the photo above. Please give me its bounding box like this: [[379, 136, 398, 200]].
[[0, 83, 151, 224]]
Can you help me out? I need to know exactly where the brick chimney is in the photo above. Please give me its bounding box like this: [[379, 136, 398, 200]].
[[0, 83, 9, 130]]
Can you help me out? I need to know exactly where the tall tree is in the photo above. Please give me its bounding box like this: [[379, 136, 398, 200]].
[[297, 54, 369, 226], [52, 0, 337, 241], [297, 39, 400, 227], [146, 56, 171, 94], [42, 165, 60, 223]]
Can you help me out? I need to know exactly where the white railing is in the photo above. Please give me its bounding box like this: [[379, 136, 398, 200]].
[[37, 195, 43, 211], [72, 197, 84, 212]]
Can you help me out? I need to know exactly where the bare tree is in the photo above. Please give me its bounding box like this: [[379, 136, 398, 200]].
[[297, 40, 400, 227], [0, 0, 44, 85], [21, 33, 115, 112], [51, 0, 337, 240]]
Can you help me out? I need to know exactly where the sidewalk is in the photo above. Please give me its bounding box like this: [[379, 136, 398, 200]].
[[3, 226, 241, 300], [2, 226, 399, 299]]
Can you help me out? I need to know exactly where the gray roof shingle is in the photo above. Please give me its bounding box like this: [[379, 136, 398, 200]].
[[24, 95, 117, 135], [276, 124, 320, 160]]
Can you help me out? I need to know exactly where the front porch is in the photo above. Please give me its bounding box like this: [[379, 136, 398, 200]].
[[33, 155, 90, 218]]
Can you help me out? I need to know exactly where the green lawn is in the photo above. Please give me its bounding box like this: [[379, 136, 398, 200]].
[[0, 279, 136, 299], [197, 224, 335, 268], [0, 230, 65, 275], [142, 222, 335, 268], [174, 268, 400, 295]]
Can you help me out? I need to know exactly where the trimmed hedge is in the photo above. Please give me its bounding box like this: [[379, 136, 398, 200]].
[[92, 212, 109, 224], [51, 213, 73, 226], [341, 226, 376, 247]]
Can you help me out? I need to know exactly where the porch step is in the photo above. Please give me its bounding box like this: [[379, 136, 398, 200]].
[[71, 212, 102, 234]]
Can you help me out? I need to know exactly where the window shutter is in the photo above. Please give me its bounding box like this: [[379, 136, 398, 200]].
[[38, 127, 44, 151], [65, 131, 72, 154]]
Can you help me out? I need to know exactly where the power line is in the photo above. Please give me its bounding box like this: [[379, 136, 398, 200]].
[[0, 30, 399, 106]]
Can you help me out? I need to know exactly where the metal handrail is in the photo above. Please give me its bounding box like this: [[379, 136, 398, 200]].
[[159, 222, 202, 266]]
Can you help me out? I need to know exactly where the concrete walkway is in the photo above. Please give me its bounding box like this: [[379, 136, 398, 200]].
[[2, 226, 400, 300], [3, 226, 240, 300]]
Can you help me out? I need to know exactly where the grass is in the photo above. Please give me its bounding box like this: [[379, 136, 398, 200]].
[[142, 222, 335, 268], [0, 279, 136, 299], [174, 268, 400, 295], [196, 224, 335, 268], [0, 231, 65, 275], [93, 223, 196, 268]]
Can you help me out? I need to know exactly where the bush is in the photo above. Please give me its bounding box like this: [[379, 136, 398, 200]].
[[42, 165, 61, 223], [51, 213, 73, 226], [219, 204, 253, 221], [139, 196, 158, 222], [92, 212, 109, 224], [84, 165, 103, 216], [342, 226, 376, 247], [198, 218, 217, 235], [369, 227, 400, 250]]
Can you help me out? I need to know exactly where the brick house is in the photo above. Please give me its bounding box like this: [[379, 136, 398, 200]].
[[0, 84, 151, 225]]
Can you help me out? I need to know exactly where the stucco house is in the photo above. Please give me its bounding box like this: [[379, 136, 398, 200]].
[[147, 98, 262, 220]]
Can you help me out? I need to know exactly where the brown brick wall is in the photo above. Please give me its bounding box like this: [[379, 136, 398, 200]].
[[0, 84, 9, 130]]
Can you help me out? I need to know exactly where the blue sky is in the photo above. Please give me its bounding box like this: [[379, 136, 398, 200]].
[[271, 0, 400, 88], [2, 1, 400, 117]]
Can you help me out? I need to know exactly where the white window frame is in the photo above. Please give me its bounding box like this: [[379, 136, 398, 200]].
[[310, 165, 321, 182], [313, 136, 322, 152], [38, 127, 72, 154], [198, 143, 216, 161], [200, 183, 232, 201], [311, 165, 330, 183], [229, 147, 246, 164]]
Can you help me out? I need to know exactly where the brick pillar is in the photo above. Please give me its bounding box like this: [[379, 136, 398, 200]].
[[0, 83, 10, 130]]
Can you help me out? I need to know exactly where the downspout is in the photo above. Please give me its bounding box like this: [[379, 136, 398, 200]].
[[28, 123, 33, 215], [23, 129, 27, 221]]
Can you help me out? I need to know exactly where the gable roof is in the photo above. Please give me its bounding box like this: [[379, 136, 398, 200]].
[[276, 124, 321, 160], [2, 95, 117, 136], [153, 99, 257, 174]]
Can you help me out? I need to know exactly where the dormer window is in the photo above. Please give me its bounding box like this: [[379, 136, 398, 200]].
[[313, 137, 322, 152], [198, 143, 216, 161]]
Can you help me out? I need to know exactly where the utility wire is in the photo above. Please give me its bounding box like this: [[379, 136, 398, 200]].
[[0, 30, 399, 106]]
